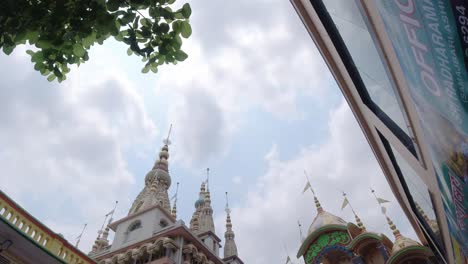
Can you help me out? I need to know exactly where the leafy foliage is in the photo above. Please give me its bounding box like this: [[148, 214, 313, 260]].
[[0, 0, 192, 82]]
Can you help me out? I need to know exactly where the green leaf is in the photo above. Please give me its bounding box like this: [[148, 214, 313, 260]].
[[180, 21, 192, 38], [160, 23, 169, 33], [174, 12, 184, 19], [133, 16, 140, 29], [107, 0, 120, 12], [3, 46, 14, 55], [31, 51, 43, 62], [73, 44, 86, 57], [142, 65, 150, 73], [47, 74, 56, 82], [172, 21, 181, 33], [115, 33, 124, 41], [25, 31, 39, 44], [83, 32, 96, 48], [26, 49, 35, 56], [34, 63, 44, 71], [174, 50, 188, 61], [141, 18, 152, 27], [182, 3, 192, 18], [36, 40, 53, 49], [127, 48, 133, 56]]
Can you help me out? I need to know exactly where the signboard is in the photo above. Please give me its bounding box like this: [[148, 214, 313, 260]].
[[375, 0, 468, 261]]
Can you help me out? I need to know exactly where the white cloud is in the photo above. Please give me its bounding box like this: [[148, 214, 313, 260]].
[[232, 176, 242, 185], [168, 88, 229, 167], [215, 100, 417, 264], [0, 51, 157, 252], [153, 0, 333, 167]]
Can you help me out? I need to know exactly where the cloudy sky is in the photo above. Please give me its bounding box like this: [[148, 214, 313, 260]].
[[0, 0, 417, 263]]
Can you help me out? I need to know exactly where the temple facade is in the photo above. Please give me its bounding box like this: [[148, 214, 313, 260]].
[[297, 192, 438, 264], [88, 140, 243, 264]]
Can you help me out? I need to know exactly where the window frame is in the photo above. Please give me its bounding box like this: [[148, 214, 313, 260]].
[[128, 220, 142, 232], [310, 0, 418, 158], [378, 131, 447, 263]]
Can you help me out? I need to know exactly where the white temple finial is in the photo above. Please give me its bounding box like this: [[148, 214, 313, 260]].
[[75, 223, 87, 248], [163, 124, 173, 146], [225, 191, 231, 214], [371, 188, 400, 238], [224, 191, 238, 258], [341, 191, 365, 230], [303, 170, 322, 212], [107, 201, 118, 224], [206, 167, 210, 191]]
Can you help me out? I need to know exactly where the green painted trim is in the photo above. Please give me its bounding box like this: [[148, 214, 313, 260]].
[[347, 232, 382, 250], [303, 230, 352, 264], [386, 245, 433, 264], [0, 216, 67, 263], [297, 225, 348, 258]]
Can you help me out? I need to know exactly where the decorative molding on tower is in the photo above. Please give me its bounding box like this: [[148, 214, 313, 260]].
[[171, 182, 179, 219]]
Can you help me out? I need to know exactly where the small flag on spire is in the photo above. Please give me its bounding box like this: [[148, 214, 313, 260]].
[[371, 188, 390, 215], [302, 170, 315, 195], [163, 124, 173, 145], [377, 197, 390, 204], [302, 181, 311, 194], [341, 196, 349, 210]]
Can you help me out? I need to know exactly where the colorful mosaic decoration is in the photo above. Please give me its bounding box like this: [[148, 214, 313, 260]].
[[304, 231, 351, 264]]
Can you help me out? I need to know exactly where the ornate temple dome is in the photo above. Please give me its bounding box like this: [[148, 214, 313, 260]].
[[390, 235, 421, 255], [307, 210, 347, 235], [195, 197, 204, 208], [155, 168, 171, 187], [145, 169, 156, 185]]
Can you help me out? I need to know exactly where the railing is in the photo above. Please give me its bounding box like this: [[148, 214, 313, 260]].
[[0, 191, 95, 264]]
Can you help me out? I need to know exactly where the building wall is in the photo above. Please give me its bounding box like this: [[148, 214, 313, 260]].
[[289, 0, 468, 263], [111, 208, 173, 251]]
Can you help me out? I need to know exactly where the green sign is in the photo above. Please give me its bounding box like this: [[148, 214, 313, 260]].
[[376, 0, 468, 260]]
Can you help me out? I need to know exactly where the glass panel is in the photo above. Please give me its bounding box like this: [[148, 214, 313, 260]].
[[321, 0, 410, 135], [390, 144, 443, 247]]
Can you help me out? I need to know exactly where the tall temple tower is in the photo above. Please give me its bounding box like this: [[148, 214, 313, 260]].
[[222, 192, 242, 264], [88, 133, 244, 264]]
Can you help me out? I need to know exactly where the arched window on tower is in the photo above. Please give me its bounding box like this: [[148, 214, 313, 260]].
[[159, 219, 168, 228], [124, 220, 143, 243], [128, 220, 142, 231]]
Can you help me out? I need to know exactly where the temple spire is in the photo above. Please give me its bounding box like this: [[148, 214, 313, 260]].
[[304, 170, 323, 213], [224, 192, 238, 258], [199, 168, 215, 233], [90, 201, 118, 253], [190, 181, 206, 233], [206, 167, 210, 191], [341, 191, 365, 230], [128, 126, 173, 215], [371, 188, 400, 238]]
